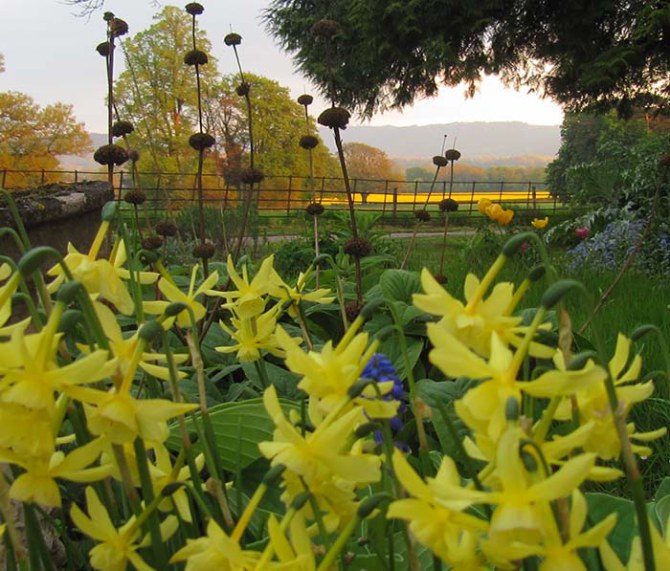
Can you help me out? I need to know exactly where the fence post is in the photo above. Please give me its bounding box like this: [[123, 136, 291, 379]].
[[118, 171, 124, 201], [442, 180, 447, 200], [382, 179, 389, 216], [353, 178, 358, 208], [1, 169, 6, 188], [498, 181, 504, 202], [393, 187, 398, 217], [413, 180, 418, 211], [286, 175, 293, 218], [74, 170, 79, 184], [41, 169, 46, 185], [469, 181, 476, 216]]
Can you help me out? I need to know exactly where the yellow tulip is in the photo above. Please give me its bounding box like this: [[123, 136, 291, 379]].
[[531, 217, 549, 229]]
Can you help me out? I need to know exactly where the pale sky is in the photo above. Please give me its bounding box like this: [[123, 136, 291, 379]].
[[0, 0, 564, 133]]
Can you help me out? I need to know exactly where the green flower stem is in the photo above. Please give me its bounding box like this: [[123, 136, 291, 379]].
[[112, 443, 141, 514], [603, 371, 656, 571], [532, 396, 562, 444], [23, 503, 56, 571], [302, 479, 328, 547], [117, 222, 145, 323], [387, 304, 428, 453], [508, 307, 547, 379], [316, 514, 360, 571], [133, 437, 167, 569], [254, 358, 270, 390], [231, 482, 267, 542], [295, 302, 315, 351]]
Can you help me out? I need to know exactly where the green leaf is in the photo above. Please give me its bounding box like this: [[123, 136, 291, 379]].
[[415, 377, 475, 408], [241, 361, 301, 399], [380, 269, 422, 304], [378, 335, 423, 381], [586, 492, 636, 563], [166, 398, 298, 473], [655, 496, 670, 535]]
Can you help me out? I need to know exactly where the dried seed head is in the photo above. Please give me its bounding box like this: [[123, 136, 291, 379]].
[[432, 155, 448, 167], [111, 18, 129, 38], [414, 209, 431, 222], [318, 107, 350, 130], [305, 202, 325, 216], [192, 242, 215, 259], [103, 11, 114, 22], [344, 300, 363, 322], [224, 32, 242, 46], [311, 19, 341, 40], [96, 42, 110, 57], [156, 220, 178, 237], [93, 144, 129, 166], [124, 189, 146, 205], [141, 235, 164, 251], [184, 49, 208, 66], [445, 148, 461, 161], [235, 82, 250, 96], [660, 153, 670, 168], [189, 132, 216, 151], [241, 167, 265, 185], [439, 198, 459, 212], [112, 120, 134, 138], [127, 149, 140, 162], [343, 236, 372, 258], [299, 135, 319, 150], [297, 94, 314, 106], [185, 2, 204, 16]]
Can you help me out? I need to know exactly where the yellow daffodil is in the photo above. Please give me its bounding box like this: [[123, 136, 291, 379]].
[[531, 217, 549, 229], [92, 302, 187, 382], [478, 198, 492, 215], [144, 265, 219, 328], [171, 518, 259, 570], [0, 264, 28, 336], [388, 449, 488, 566], [207, 255, 280, 319], [414, 267, 553, 359], [259, 385, 381, 498], [485, 427, 596, 544], [268, 267, 335, 318], [62, 384, 198, 445], [496, 207, 514, 225], [264, 512, 315, 570], [275, 324, 395, 421], [72, 486, 177, 571], [552, 334, 665, 460], [47, 224, 156, 315], [601, 513, 670, 570], [217, 304, 284, 362], [0, 437, 111, 507]]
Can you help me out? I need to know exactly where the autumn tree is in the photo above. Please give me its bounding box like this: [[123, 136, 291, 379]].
[[342, 142, 399, 201], [0, 92, 91, 188], [265, 1, 670, 117]]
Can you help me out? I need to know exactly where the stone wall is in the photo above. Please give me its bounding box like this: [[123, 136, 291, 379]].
[[0, 180, 114, 261]]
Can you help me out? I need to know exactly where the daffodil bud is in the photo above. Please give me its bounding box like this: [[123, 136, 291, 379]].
[[505, 396, 520, 421], [541, 279, 582, 309], [58, 309, 83, 333], [520, 449, 539, 472], [291, 492, 311, 511], [56, 280, 83, 304], [165, 302, 189, 317], [567, 351, 599, 371], [262, 464, 286, 485], [138, 320, 164, 343], [360, 299, 385, 320], [161, 482, 186, 497], [357, 493, 392, 519], [528, 264, 546, 282], [101, 201, 118, 221], [354, 421, 382, 439], [630, 324, 658, 342], [348, 377, 376, 399], [502, 232, 534, 257], [18, 246, 61, 276]]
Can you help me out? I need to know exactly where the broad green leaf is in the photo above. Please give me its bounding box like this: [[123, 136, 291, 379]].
[[415, 377, 475, 408], [380, 269, 422, 304], [586, 492, 636, 563], [378, 335, 423, 381], [655, 495, 670, 535], [166, 397, 298, 473], [242, 361, 301, 399]]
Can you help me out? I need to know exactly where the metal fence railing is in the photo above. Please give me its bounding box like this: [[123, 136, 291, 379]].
[[1, 168, 564, 225]]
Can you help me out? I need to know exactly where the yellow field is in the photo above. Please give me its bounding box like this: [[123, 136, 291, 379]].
[[320, 189, 552, 206]]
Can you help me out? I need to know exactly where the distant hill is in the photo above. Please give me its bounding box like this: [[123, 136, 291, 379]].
[[318, 121, 561, 164], [58, 123, 561, 171]]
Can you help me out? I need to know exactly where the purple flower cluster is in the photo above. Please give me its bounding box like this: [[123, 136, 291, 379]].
[[361, 353, 407, 445]]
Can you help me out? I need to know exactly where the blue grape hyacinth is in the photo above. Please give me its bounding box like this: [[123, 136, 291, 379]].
[[361, 353, 407, 444]]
